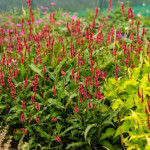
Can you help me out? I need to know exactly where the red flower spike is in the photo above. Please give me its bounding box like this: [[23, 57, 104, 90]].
[[74, 106, 79, 113], [36, 116, 40, 124], [71, 69, 75, 80], [30, 95, 35, 103], [53, 86, 56, 96], [56, 136, 61, 142], [20, 113, 25, 123], [88, 101, 92, 110], [21, 128, 27, 135], [61, 70, 66, 77], [145, 106, 148, 114], [148, 74, 150, 82], [24, 77, 28, 88], [52, 116, 56, 122], [21, 100, 26, 109], [138, 87, 141, 98], [35, 102, 40, 110], [121, 2, 125, 16]]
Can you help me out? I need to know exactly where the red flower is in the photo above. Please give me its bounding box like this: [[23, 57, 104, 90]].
[[88, 101, 92, 110], [74, 106, 79, 113], [58, 57, 63, 62], [43, 67, 47, 72], [21, 100, 26, 109], [138, 87, 141, 98], [71, 69, 75, 79], [95, 90, 103, 100], [52, 116, 56, 122], [36, 116, 40, 124], [35, 102, 40, 110], [56, 136, 61, 142], [24, 77, 28, 87], [30, 95, 35, 103], [21, 128, 27, 135], [61, 70, 66, 77], [53, 86, 56, 96], [20, 113, 24, 123]]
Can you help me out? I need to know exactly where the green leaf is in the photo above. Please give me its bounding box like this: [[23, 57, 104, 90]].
[[54, 58, 66, 75], [84, 124, 96, 141], [60, 125, 80, 136], [0, 105, 6, 109], [56, 123, 62, 133], [101, 140, 115, 150], [29, 64, 43, 77], [100, 128, 115, 141], [9, 104, 22, 113], [35, 127, 50, 140], [66, 142, 86, 149], [20, 64, 26, 79], [47, 98, 64, 109], [18, 134, 25, 150]]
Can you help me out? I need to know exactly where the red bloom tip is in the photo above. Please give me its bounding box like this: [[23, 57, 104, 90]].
[[21, 128, 27, 135], [53, 86, 56, 96], [56, 136, 61, 142], [61, 70, 66, 77], [52, 116, 56, 122], [36, 116, 40, 124], [74, 106, 79, 113]]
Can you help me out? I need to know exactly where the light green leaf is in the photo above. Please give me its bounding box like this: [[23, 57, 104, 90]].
[[20, 64, 26, 79], [29, 64, 43, 77]]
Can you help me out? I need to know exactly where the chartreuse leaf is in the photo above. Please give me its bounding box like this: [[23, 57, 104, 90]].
[[111, 99, 124, 111], [131, 66, 141, 80], [66, 142, 86, 149], [127, 144, 140, 150], [145, 59, 150, 68], [84, 124, 96, 141], [29, 63, 43, 77], [114, 120, 130, 137]]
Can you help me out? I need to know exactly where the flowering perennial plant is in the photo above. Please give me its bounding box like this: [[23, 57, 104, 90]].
[[0, 1, 150, 149]]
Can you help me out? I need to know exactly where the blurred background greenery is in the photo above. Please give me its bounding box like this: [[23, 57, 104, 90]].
[[0, 0, 149, 16]]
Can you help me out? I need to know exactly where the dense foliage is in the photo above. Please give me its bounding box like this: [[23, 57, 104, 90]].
[[0, 0, 150, 149]]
